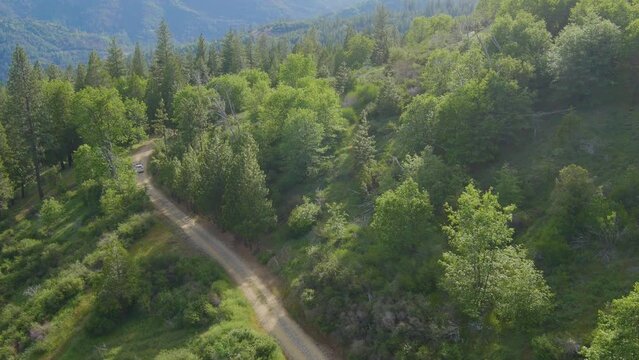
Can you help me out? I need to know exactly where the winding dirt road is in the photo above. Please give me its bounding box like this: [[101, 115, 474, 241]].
[[132, 144, 333, 360]]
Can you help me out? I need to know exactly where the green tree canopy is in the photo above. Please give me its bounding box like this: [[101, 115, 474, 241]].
[[208, 74, 250, 113], [106, 37, 127, 79], [490, 11, 552, 75], [147, 20, 183, 120], [440, 184, 553, 324], [173, 85, 219, 146], [582, 283, 639, 359], [344, 34, 374, 69], [6, 46, 45, 199], [434, 71, 531, 165], [405, 14, 455, 47], [73, 87, 134, 176], [370, 178, 434, 254], [279, 108, 325, 183], [278, 53, 317, 87], [550, 15, 622, 99]]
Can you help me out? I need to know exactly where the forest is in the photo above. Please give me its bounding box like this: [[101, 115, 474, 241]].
[[1, 0, 639, 359]]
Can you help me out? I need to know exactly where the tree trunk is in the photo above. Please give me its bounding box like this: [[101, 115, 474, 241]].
[[67, 152, 73, 168], [31, 144, 44, 200], [24, 92, 43, 200], [21, 183, 25, 199], [102, 144, 117, 178]]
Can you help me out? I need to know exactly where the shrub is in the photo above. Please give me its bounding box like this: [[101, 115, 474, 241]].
[[155, 289, 188, 321], [183, 296, 222, 326], [345, 83, 380, 113], [35, 269, 86, 316], [116, 212, 155, 244], [288, 197, 321, 237], [531, 335, 565, 360], [155, 348, 199, 360], [192, 328, 279, 360], [175, 257, 222, 285], [40, 198, 64, 230]]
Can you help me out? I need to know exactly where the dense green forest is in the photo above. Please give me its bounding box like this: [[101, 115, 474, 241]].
[[2, 0, 639, 359]]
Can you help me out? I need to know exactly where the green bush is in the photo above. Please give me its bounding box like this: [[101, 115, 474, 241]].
[[116, 212, 155, 244], [287, 197, 321, 237], [155, 289, 188, 321], [155, 348, 199, 360], [346, 83, 380, 112], [531, 335, 565, 360], [192, 328, 279, 360], [40, 197, 64, 229], [86, 313, 117, 335], [183, 296, 222, 327], [35, 271, 86, 316]]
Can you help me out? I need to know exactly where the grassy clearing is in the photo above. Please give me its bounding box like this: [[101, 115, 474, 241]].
[[47, 221, 284, 360]]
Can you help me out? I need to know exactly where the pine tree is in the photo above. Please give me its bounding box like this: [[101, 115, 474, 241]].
[[6, 46, 45, 199], [106, 37, 127, 79], [85, 51, 108, 88], [152, 99, 169, 138], [372, 5, 391, 66], [352, 116, 376, 170], [245, 36, 256, 68], [45, 64, 63, 80], [191, 34, 209, 85], [256, 34, 270, 72], [74, 63, 86, 91], [42, 80, 77, 170], [32, 61, 44, 82], [295, 28, 321, 59], [146, 20, 183, 121], [64, 65, 75, 81], [131, 43, 146, 77], [221, 30, 245, 74], [0, 122, 13, 214], [222, 133, 276, 243], [376, 75, 402, 116], [335, 62, 351, 95], [207, 42, 219, 77]]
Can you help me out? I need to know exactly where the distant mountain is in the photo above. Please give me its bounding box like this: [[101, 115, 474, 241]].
[[0, 0, 360, 43], [0, 0, 364, 80], [0, 17, 109, 81]]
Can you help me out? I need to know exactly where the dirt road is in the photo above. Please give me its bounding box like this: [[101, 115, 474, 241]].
[[132, 145, 333, 360]]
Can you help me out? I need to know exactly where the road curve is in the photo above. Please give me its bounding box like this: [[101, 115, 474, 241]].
[[132, 145, 333, 360]]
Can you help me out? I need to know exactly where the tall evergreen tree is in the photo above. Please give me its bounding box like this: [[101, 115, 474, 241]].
[[74, 63, 87, 91], [222, 133, 276, 243], [352, 117, 376, 170], [221, 30, 245, 74], [256, 34, 270, 72], [42, 80, 77, 169], [372, 5, 391, 65], [245, 36, 256, 69], [0, 121, 13, 212], [45, 64, 63, 81], [151, 98, 169, 138], [32, 61, 44, 82], [106, 37, 127, 79], [207, 42, 219, 77], [6, 46, 45, 199], [335, 62, 351, 95], [131, 43, 146, 78], [191, 34, 209, 85], [85, 51, 109, 88], [146, 20, 183, 121]]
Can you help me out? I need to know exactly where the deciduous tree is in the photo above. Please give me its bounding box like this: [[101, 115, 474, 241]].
[[440, 184, 552, 324]]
